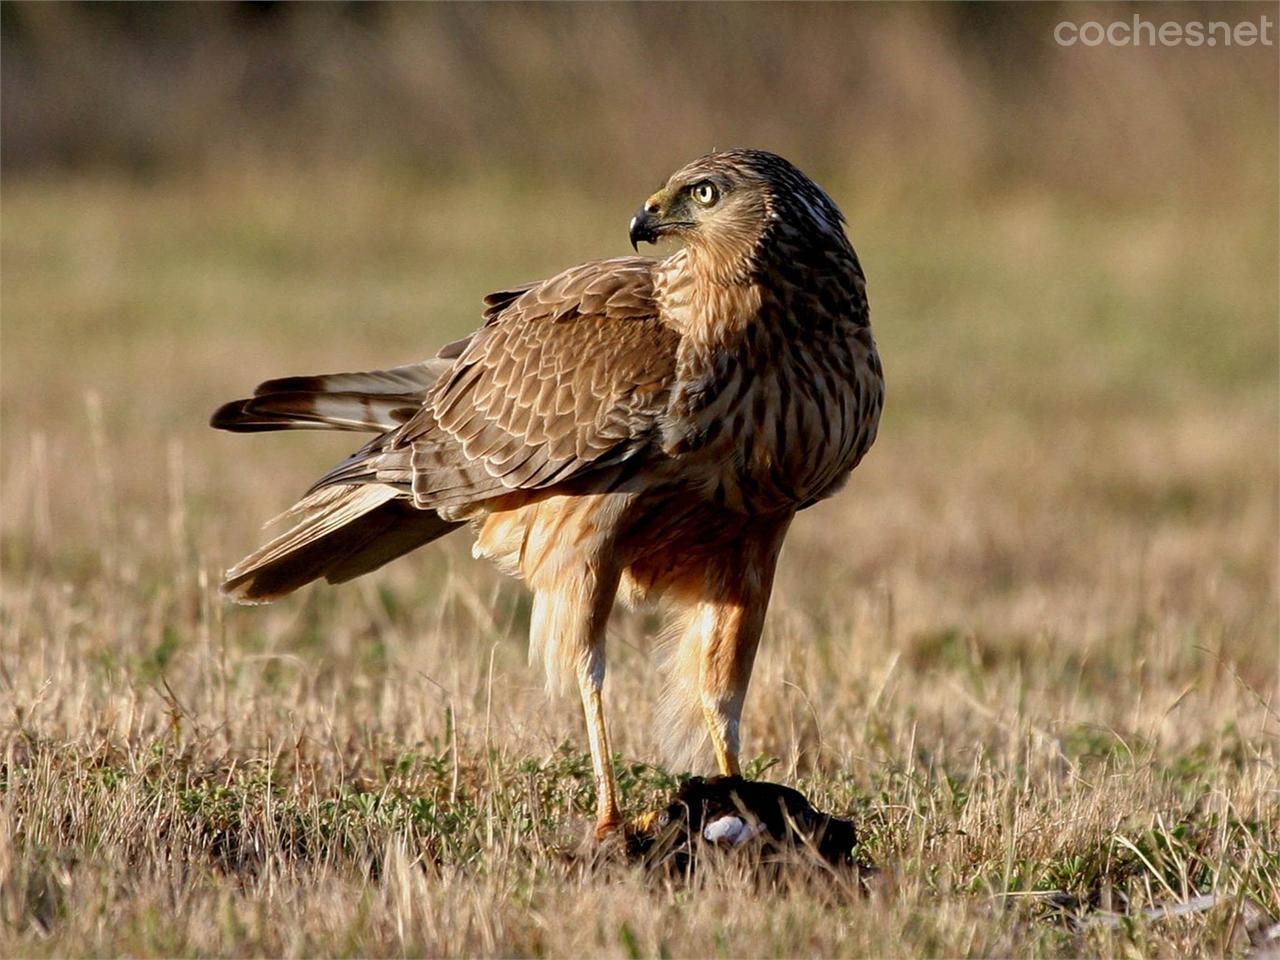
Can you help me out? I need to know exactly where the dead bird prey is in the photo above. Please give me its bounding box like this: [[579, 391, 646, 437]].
[[211, 149, 884, 839], [627, 776, 861, 873]]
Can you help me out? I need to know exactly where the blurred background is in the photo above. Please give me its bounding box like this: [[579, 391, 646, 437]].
[[3, 2, 1277, 198], [1, 0, 1276, 763]]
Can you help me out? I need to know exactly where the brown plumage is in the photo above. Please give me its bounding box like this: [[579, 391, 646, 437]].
[[211, 149, 884, 837]]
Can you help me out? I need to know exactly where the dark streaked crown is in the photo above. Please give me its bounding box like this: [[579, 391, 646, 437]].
[[673, 149, 847, 238]]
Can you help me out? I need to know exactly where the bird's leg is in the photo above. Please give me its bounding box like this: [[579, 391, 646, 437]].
[[704, 705, 742, 776], [695, 601, 758, 778], [528, 561, 622, 841], [578, 652, 622, 838], [686, 514, 793, 780]]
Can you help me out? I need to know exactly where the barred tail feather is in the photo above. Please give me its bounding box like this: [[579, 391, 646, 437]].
[[222, 485, 460, 603], [210, 361, 452, 434]]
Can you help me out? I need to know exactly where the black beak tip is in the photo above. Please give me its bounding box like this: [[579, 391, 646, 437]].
[[629, 208, 658, 250]]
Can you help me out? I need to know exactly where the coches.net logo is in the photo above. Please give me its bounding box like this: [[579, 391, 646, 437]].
[[1055, 14, 1276, 47]]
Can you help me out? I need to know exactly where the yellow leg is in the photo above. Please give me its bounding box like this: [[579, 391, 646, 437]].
[[702, 701, 742, 776], [580, 675, 622, 838]]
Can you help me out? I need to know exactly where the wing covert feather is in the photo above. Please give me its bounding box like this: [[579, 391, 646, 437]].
[[412, 257, 678, 507], [318, 257, 679, 510]]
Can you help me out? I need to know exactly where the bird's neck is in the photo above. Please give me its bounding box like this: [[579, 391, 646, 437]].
[[655, 247, 762, 349], [657, 232, 870, 379]]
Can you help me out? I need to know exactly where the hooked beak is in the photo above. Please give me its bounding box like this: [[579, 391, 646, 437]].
[[629, 205, 662, 251]]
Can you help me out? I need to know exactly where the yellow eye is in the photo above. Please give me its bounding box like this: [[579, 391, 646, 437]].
[[691, 181, 719, 206]]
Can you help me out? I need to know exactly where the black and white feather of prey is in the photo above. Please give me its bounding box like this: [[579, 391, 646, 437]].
[[210, 357, 465, 603]]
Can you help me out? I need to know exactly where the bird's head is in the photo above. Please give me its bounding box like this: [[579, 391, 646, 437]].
[[628, 149, 847, 278]]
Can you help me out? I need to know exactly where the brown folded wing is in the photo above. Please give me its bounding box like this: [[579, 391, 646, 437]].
[[316, 257, 681, 512]]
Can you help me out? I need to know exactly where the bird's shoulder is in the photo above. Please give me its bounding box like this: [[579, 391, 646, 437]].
[[427, 257, 682, 434], [478, 256, 664, 327], [334, 257, 689, 505]]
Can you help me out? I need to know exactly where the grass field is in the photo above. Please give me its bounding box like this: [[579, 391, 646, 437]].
[[1, 156, 1277, 957]]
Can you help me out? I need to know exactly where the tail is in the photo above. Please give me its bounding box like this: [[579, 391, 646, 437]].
[[210, 360, 454, 433], [211, 359, 467, 602], [221, 484, 460, 604]]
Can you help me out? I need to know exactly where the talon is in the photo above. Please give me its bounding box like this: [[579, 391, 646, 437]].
[[630, 809, 663, 834]]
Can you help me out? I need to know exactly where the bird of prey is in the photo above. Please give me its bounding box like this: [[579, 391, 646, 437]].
[[211, 149, 883, 838]]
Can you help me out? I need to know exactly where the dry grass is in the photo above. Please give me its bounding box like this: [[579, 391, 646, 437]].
[[1, 8, 1277, 949]]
